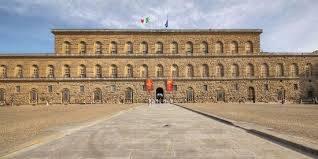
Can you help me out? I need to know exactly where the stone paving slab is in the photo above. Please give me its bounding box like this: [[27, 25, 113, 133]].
[[7, 104, 311, 159]]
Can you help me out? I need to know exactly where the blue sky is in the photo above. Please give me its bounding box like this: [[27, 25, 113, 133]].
[[0, 0, 317, 53]]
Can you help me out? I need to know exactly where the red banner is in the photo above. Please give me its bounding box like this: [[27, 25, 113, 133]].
[[146, 79, 153, 92], [166, 79, 173, 92]]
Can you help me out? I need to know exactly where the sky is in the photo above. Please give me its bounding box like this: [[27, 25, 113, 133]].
[[0, 0, 317, 53]]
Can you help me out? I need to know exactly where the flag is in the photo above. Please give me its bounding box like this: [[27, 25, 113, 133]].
[[165, 18, 168, 28], [145, 79, 153, 92], [141, 17, 150, 24], [166, 79, 173, 92]]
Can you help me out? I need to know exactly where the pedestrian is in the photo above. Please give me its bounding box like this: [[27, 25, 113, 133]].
[[148, 98, 151, 106]]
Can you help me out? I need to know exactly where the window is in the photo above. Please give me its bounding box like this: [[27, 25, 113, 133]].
[[230, 41, 238, 54], [143, 85, 146, 91], [231, 64, 239, 77], [203, 85, 208, 91], [305, 63, 312, 78], [111, 65, 118, 78], [246, 64, 254, 77], [156, 64, 164, 77], [245, 41, 253, 54], [64, 65, 70, 78], [156, 42, 163, 54], [290, 63, 298, 77], [215, 41, 223, 54], [126, 64, 133, 77], [47, 65, 54, 78], [0, 89, 4, 102], [16, 65, 23, 78], [233, 83, 239, 91], [261, 63, 269, 77], [276, 63, 284, 77], [0, 65, 7, 78], [48, 85, 53, 93], [16, 86, 20, 93], [110, 85, 116, 92], [171, 42, 178, 54], [79, 65, 86, 78], [126, 42, 133, 54], [185, 42, 193, 55], [264, 84, 269, 91], [80, 85, 84, 93], [31, 65, 39, 78], [202, 64, 209, 77], [110, 41, 117, 54], [187, 64, 194, 77], [140, 42, 148, 54], [79, 41, 86, 54], [95, 65, 102, 78], [171, 64, 179, 77], [95, 41, 102, 54], [294, 84, 298, 90], [216, 64, 224, 77], [63, 41, 71, 54], [201, 41, 208, 54], [140, 64, 148, 78]]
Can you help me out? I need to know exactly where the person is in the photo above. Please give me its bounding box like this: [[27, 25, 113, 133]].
[[148, 98, 151, 106]]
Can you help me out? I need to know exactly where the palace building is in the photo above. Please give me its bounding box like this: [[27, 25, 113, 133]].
[[0, 29, 317, 105]]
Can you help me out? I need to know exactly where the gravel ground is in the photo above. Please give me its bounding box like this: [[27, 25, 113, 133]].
[[0, 103, 141, 156], [180, 103, 318, 143]]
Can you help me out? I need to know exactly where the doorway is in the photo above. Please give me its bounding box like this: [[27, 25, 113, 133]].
[[248, 87, 255, 103], [156, 87, 164, 103], [62, 88, 70, 104]]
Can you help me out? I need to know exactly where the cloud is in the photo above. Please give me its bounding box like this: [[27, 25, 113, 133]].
[[0, 0, 317, 52]]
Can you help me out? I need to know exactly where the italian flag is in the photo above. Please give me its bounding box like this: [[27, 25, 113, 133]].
[[141, 17, 150, 24]]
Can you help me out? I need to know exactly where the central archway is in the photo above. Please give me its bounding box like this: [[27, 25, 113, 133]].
[[156, 87, 164, 103]]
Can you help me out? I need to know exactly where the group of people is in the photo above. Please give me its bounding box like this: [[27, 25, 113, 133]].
[[147, 98, 173, 106]]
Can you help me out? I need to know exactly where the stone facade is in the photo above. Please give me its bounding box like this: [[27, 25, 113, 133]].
[[0, 29, 317, 105]]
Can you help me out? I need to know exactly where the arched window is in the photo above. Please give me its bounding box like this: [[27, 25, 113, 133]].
[[140, 41, 148, 54], [29, 88, 38, 104], [110, 41, 117, 54], [185, 41, 193, 55], [63, 41, 71, 54], [186, 87, 194, 102], [15, 65, 23, 78], [93, 88, 102, 103], [290, 63, 298, 77], [171, 42, 178, 54], [246, 63, 254, 77], [47, 65, 54, 78], [79, 41, 86, 55], [305, 63, 312, 78], [216, 64, 224, 77], [126, 41, 133, 54], [231, 64, 239, 77], [215, 41, 223, 54], [126, 64, 133, 77], [155, 42, 163, 54], [0, 65, 7, 78], [245, 41, 253, 54], [111, 65, 118, 78], [201, 41, 208, 54], [63, 65, 70, 78], [95, 64, 102, 78], [95, 41, 102, 55], [261, 63, 269, 77], [202, 64, 209, 77], [216, 87, 225, 102], [171, 64, 179, 77], [140, 64, 148, 78], [125, 87, 133, 103], [0, 89, 5, 102], [31, 65, 39, 78], [276, 63, 284, 77], [187, 64, 194, 77], [156, 64, 164, 77], [79, 64, 86, 78], [230, 41, 238, 54]]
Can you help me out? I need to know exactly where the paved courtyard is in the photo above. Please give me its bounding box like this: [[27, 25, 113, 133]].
[[8, 104, 310, 159]]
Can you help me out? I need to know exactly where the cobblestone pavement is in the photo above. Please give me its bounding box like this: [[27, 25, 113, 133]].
[[8, 104, 310, 159]]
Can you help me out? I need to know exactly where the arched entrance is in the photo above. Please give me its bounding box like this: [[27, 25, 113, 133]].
[[94, 88, 102, 103], [248, 87, 256, 103], [186, 87, 194, 102], [62, 88, 70, 104], [216, 89, 225, 102], [156, 87, 164, 103], [125, 87, 133, 103], [277, 87, 285, 103]]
